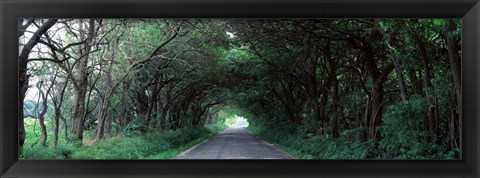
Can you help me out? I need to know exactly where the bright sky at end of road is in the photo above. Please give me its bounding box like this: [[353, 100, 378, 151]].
[[231, 115, 248, 128], [226, 31, 235, 38]]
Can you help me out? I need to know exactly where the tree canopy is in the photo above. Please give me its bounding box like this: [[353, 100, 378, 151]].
[[19, 19, 461, 159]]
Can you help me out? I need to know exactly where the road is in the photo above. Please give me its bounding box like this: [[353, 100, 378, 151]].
[[175, 127, 295, 159]]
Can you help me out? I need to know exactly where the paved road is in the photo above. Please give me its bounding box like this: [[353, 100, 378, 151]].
[[175, 127, 295, 159]]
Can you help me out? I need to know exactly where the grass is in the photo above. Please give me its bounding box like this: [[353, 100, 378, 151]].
[[21, 117, 227, 159], [144, 124, 227, 159]]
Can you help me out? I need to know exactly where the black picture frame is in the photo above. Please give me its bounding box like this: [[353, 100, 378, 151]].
[[1, 0, 479, 177]]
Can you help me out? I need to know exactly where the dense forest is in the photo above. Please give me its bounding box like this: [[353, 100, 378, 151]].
[[19, 19, 461, 159]]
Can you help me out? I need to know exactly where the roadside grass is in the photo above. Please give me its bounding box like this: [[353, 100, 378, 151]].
[[21, 117, 226, 159], [145, 124, 226, 159]]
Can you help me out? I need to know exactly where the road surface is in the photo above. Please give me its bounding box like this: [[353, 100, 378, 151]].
[[175, 127, 295, 159]]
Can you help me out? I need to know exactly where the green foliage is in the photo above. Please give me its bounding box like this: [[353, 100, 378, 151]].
[[21, 19, 461, 160], [216, 107, 237, 126], [379, 95, 428, 158], [248, 93, 456, 159], [204, 124, 227, 133], [161, 126, 207, 147], [21, 124, 226, 159], [214, 106, 252, 126], [432, 19, 445, 26], [378, 95, 446, 159], [70, 136, 170, 159], [122, 117, 143, 137], [431, 68, 455, 103], [247, 123, 376, 159], [21, 145, 70, 159], [225, 45, 256, 62]]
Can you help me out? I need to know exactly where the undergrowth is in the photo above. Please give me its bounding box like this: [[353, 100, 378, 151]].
[[246, 115, 457, 160], [21, 123, 226, 159]]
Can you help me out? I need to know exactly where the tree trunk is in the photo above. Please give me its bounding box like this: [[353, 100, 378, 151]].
[[406, 22, 432, 96], [53, 109, 60, 146], [318, 41, 335, 130], [136, 84, 149, 131], [369, 79, 386, 139], [444, 20, 462, 157], [95, 96, 111, 140], [71, 85, 87, 141], [52, 78, 68, 146], [362, 39, 394, 140], [38, 91, 48, 146], [61, 115, 69, 142], [306, 52, 322, 123], [158, 107, 170, 129], [407, 69, 423, 96], [95, 95, 106, 139], [37, 78, 54, 146], [147, 70, 161, 125], [405, 21, 437, 136], [392, 56, 408, 101], [331, 73, 340, 138], [383, 24, 408, 101], [120, 81, 131, 127], [18, 19, 57, 149], [319, 71, 332, 126], [105, 114, 112, 138], [71, 19, 95, 142]]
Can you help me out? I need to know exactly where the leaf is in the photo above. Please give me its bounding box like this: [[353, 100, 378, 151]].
[[432, 19, 445, 26]]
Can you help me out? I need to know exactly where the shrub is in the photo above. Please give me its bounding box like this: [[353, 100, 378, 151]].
[[247, 122, 376, 159], [204, 124, 227, 133], [379, 95, 429, 158]]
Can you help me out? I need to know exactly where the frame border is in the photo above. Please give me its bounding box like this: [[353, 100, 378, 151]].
[[1, 0, 479, 177]]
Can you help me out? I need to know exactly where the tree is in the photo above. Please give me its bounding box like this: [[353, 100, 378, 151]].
[[19, 19, 57, 149]]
